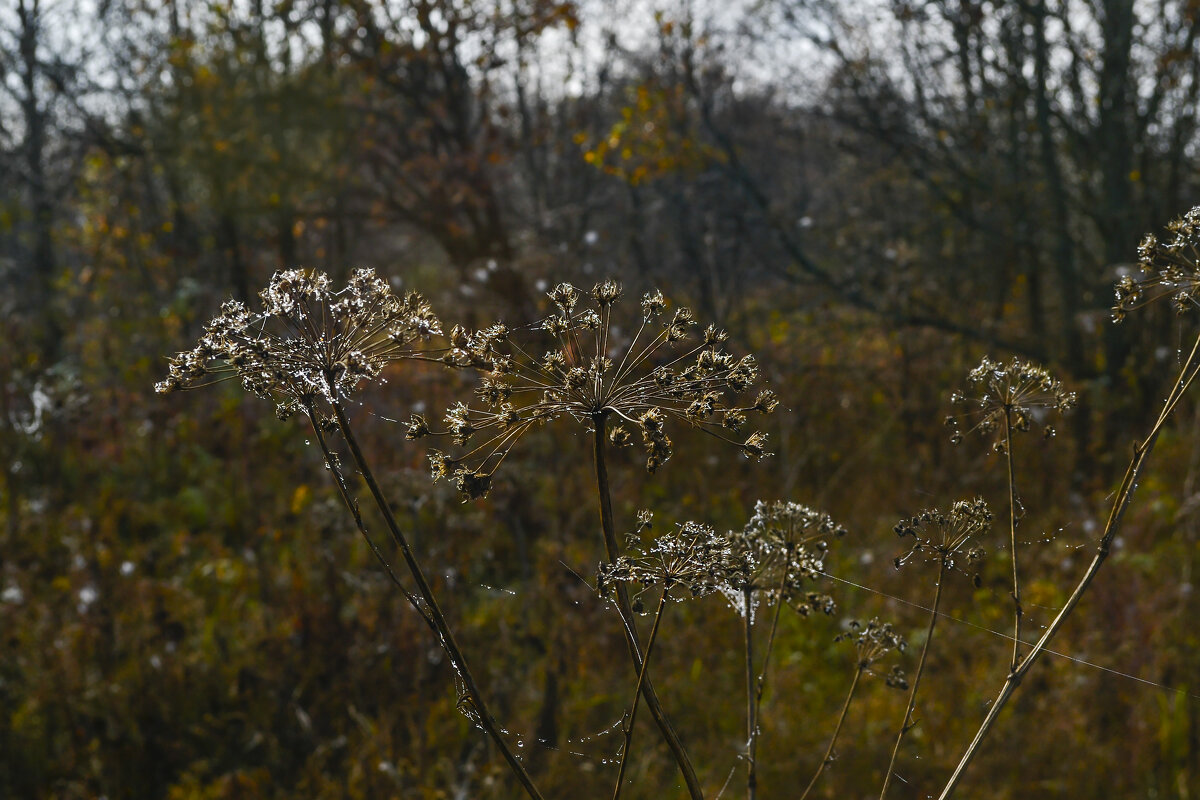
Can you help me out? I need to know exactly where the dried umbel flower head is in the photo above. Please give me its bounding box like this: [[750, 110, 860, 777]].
[[946, 357, 1075, 451], [725, 500, 845, 617], [420, 279, 776, 499], [893, 498, 991, 583], [156, 269, 442, 419], [836, 618, 907, 686], [597, 521, 737, 599], [1114, 207, 1200, 320]]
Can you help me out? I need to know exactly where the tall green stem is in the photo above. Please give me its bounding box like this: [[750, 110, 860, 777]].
[[329, 400, 545, 800], [800, 665, 864, 800], [938, 329, 1200, 798], [613, 585, 670, 800], [592, 415, 704, 800], [880, 558, 946, 800]]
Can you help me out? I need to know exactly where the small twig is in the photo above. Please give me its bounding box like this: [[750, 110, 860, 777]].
[[800, 665, 864, 800], [880, 558, 946, 799], [612, 585, 670, 800]]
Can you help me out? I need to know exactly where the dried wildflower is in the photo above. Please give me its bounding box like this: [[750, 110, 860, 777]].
[[156, 268, 442, 418], [431, 279, 774, 498], [598, 521, 737, 599], [724, 500, 845, 616], [836, 617, 907, 678], [946, 357, 1075, 451], [883, 664, 909, 689], [1114, 207, 1200, 320], [893, 498, 990, 584]]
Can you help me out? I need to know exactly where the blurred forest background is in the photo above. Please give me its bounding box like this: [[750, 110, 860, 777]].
[[2, 0, 1200, 797]]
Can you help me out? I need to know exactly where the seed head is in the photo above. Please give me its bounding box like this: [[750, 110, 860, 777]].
[[724, 500, 845, 617], [1114, 207, 1200, 320], [835, 617, 907, 677], [598, 521, 737, 599], [893, 498, 991, 583], [430, 279, 775, 498], [946, 357, 1075, 451], [156, 268, 442, 419]]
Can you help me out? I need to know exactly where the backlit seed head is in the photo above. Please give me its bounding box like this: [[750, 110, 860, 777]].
[[893, 498, 991, 580], [157, 268, 441, 420], [593, 279, 622, 306], [724, 501, 845, 617], [1114, 208, 1200, 319], [548, 282, 581, 315], [405, 414, 431, 440], [427, 279, 774, 499], [947, 357, 1074, 453], [836, 617, 907, 671], [598, 521, 737, 599]]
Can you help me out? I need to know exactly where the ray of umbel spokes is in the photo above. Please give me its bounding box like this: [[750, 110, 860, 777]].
[[157, 269, 545, 800], [414, 279, 776, 500]]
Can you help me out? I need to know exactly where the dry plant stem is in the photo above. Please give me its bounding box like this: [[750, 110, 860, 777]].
[[880, 558, 946, 800], [329, 399, 545, 800], [307, 411, 432, 630], [744, 586, 758, 800], [592, 416, 705, 800], [937, 329, 1200, 800], [1003, 410, 1022, 671], [744, 569, 788, 799], [613, 586, 670, 800], [800, 665, 864, 800]]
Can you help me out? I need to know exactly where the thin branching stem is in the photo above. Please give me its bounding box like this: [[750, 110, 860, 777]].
[[800, 665, 864, 800], [880, 558, 946, 800], [329, 399, 545, 800], [613, 585, 671, 800], [937, 328, 1200, 799], [1003, 409, 1022, 671], [592, 414, 705, 800]]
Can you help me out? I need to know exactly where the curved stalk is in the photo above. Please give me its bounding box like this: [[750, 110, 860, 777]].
[[800, 665, 864, 800], [592, 415, 705, 800], [938, 329, 1200, 798], [880, 558, 946, 800], [613, 585, 670, 800], [329, 400, 544, 800], [1002, 409, 1022, 671]]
